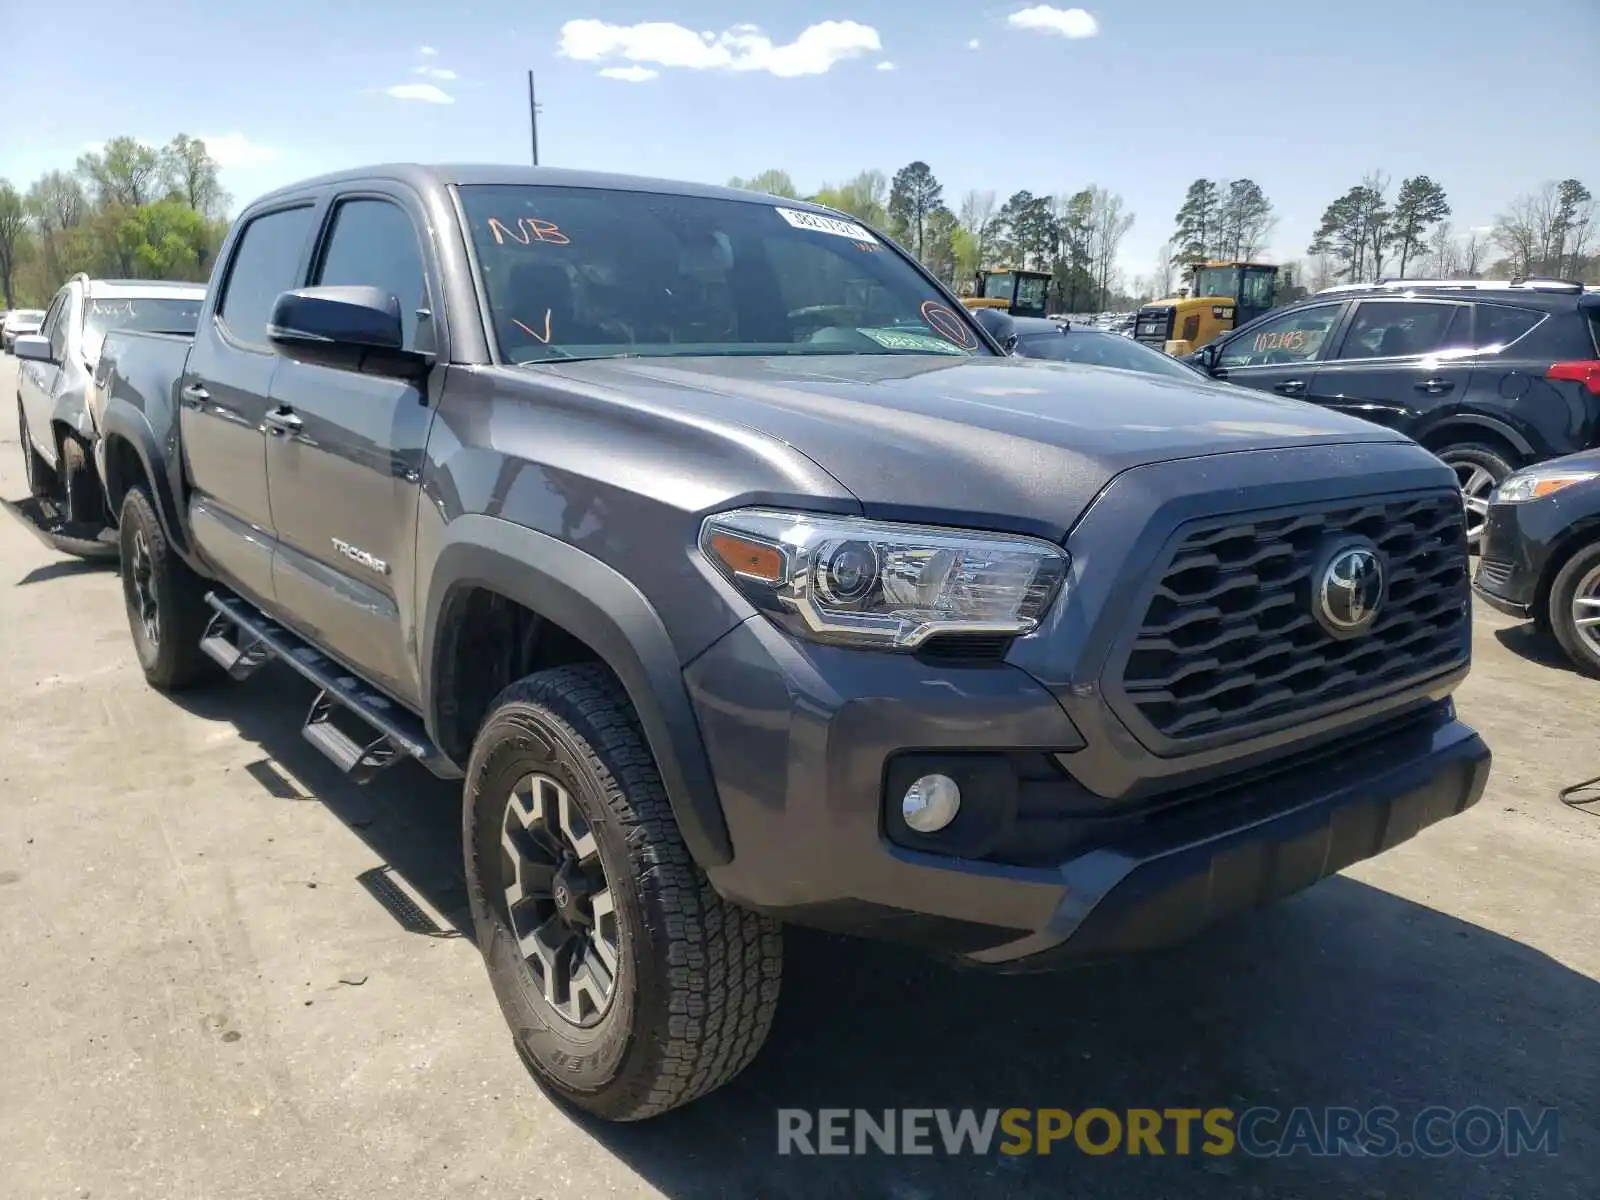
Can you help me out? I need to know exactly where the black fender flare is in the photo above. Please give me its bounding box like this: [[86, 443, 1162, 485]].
[[421, 515, 734, 867], [1417, 413, 1536, 461], [100, 398, 195, 559]]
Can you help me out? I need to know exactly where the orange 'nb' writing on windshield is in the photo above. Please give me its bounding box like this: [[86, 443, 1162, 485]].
[[487, 217, 571, 246], [513, 310, 554, 344]]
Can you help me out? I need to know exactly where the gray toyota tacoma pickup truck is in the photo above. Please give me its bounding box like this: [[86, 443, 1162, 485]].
[[89, 164, 1491, 1121]]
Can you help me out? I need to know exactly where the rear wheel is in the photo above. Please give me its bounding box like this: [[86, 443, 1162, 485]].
[[118, 486, 218, 690], [1548, 543, 1600, 679], [1435, 443, 1515, 552], [464, 663, 782, 1121]]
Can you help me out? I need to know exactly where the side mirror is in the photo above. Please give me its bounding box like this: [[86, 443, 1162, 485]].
[[13, 333, 53, 364], [1190, 343, 1219, 371], [268, 285, 429, 381]]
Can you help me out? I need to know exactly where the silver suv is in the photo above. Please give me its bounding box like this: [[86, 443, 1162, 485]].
[[14, 275, 203, 524]]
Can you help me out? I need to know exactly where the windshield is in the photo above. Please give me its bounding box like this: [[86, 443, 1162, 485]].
[[1019, 330, 1202, 380], [84, 296, 203, 357], [459, 185, 991, 364], [1239, 268, 1276, 312], [1193, 267, 1240, 300], [10, 310, 45, 325], [981, 272, 1015, 301]]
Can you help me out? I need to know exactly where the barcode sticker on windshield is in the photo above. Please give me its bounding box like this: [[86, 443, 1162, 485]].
[[775, 207, 878, 243]]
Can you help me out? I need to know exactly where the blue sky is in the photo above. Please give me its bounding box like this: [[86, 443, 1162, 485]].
[[5, 0, 1598, 284]]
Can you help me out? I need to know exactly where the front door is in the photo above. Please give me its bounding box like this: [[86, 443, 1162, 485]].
[[17, 289, 70, 468], [264, 192, 440, 706], [181, 201, 319, 606], [1207, 300, 1348, 402], [1305, 298, 1475, 433]]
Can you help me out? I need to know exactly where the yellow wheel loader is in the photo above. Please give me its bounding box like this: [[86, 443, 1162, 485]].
[[1133, 261, 1279, 356], [961, 268, 1052, 318]]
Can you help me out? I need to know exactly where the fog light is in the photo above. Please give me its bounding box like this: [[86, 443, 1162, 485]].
[[901, 774, 961, 833]]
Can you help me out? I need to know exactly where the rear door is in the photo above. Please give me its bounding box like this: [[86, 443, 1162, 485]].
[[1207, 300, 1347, 400], [18, 288, 71, 465], [1306, 298, 1474, 434], [180, 201, 320, 607], [264, 188, 441, 705]]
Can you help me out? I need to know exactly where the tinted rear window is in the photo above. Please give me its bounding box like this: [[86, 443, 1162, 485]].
[[1475, 304, 1544, 350]]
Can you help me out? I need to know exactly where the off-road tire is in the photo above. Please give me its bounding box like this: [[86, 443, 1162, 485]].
[[60, 434, 106, 527], [118, 485, 218, 690], [1548, 542, 1600, 679], [464, 663, 782, 1121]]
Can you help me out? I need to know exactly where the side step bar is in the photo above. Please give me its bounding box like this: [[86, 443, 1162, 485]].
[[199, 592, 460, 784]]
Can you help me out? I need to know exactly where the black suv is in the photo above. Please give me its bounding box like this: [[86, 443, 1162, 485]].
[[1185, 280, 1600, 547]]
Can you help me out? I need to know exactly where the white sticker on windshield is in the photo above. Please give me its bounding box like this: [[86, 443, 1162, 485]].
[[775, 207, 878, 243]]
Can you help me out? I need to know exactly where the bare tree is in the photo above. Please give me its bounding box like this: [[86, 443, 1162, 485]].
[[1153, 242, 1174, 298], [958, 189, 998, 270], [1306, 250, 1338, 293], [1492, 192, 1540, 276], [1426, 221, 1460, 277], [1086, 186, 1134, 309], [1462, 227, 1488, 277]]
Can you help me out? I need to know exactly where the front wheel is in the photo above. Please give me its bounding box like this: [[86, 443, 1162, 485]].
[[1548, 543, 1600, 679], [1435, 443, 1515, 552], [464, 663, 782, 1121]]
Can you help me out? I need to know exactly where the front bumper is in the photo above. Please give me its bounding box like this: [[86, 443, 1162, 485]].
[[687, 616, 1490, 969], [1472, 498, 1556, 619]]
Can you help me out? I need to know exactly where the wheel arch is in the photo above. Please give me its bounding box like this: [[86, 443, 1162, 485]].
[[100, 402, 195, 559], [423, 515, 734, 868], [1417, 416, 1534, 464], [1535, 518, 1600, 622]]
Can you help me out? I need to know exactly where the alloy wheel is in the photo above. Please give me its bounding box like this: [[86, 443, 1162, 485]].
[[1573, 562, 1600, 660], [1452, 462, 1497, 548], [500, 772, 619, 1027], [128, 529, 160, 649]]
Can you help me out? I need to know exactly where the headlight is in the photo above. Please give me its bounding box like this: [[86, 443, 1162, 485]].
[[699, 508, 1068, 649], [1492, 469, 1599, 503]]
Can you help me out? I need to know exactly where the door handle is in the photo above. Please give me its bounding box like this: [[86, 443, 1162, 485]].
[[180, 383, 209, 407], [1415, 378, 1455, 395], [263, 407, 303, 435], [1273, 379, 1308, 395]]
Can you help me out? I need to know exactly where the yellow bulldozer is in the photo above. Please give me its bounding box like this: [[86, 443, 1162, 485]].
[[961, 268, 1052, 319], [1133, 261, 1279, 356]]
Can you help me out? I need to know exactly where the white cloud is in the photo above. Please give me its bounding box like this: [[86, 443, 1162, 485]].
[[196, 133, 278, 169], [385, 82, 454, 104], [599, 66, 660, 82], [419, 45, 437, 56], [967, 38, 981, 49], [559, 19, 881, 78], [414, 65, 457, 79], [875, 60, 896, 71], [1006, 6, 1099, 38]]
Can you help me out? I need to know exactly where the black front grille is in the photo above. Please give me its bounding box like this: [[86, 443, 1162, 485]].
[[1117, 491, 1469, 743]]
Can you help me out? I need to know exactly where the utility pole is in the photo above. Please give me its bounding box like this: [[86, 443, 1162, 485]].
[[527, 70, 540, 166]]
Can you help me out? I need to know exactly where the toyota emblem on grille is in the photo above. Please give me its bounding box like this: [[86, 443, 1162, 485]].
[[1317, 544, 1384, 635]]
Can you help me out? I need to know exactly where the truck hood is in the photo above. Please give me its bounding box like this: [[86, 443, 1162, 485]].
[[540, 354, 1411, 537]]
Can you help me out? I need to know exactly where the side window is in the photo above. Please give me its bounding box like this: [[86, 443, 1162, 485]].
[[40, 291, 69, 360], [217, 205, 316, 346], [1475, 304, 1544, 351], [1334, 301, 1468, 360], [1217, 304, 1343, 368], [314, 199, 429, 351]]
